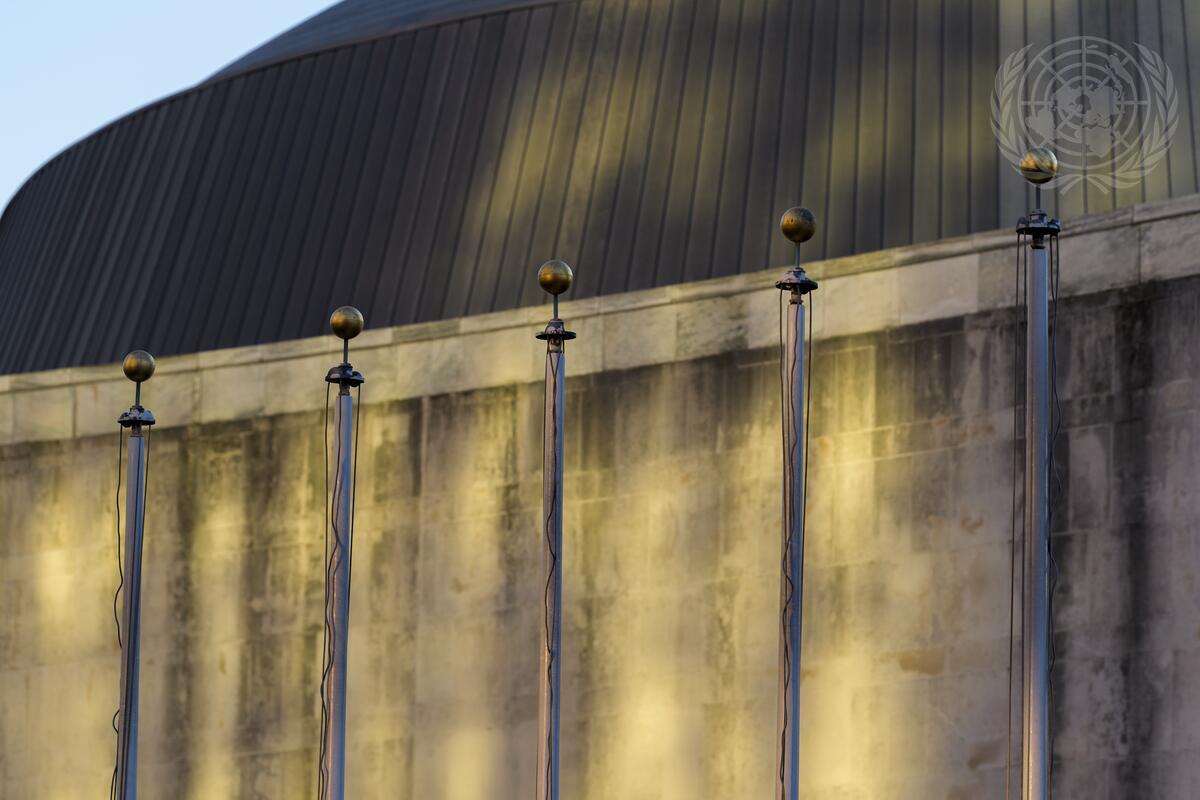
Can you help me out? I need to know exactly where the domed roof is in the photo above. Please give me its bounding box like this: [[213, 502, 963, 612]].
[[1, 0, 1198, 374]]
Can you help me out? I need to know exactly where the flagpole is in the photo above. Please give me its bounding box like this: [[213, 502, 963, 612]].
[[320, 306, 365, 800], [534, 260, 575, 800], [1016, 149, 1059, 800], [774, 209, 818, 800], [114, 350, 156, 800]]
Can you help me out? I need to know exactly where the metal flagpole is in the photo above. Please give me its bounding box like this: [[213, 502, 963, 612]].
[[114, 350, 156, 800], [1016, 148, 1059, 800], [534, 260, 575, 800], [774, 208, 818, 800], [320, 306, 365, 800]]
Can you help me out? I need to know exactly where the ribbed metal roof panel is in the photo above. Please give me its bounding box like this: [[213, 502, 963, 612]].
[[2, 0, 1200, 374]]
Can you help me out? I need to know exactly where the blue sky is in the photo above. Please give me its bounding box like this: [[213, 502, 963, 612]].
[[0, 1, 333, 209]]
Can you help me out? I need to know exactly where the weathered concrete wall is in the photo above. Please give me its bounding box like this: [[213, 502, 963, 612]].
[[2, 196, 1200, 797]]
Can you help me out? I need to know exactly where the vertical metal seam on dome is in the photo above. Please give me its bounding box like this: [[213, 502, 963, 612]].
[[458, 10, 536, 319], [72, 110, 165, 363], [96, 98, 180, 362], [426, 13, 514, 322], [234, 55, 329, 346], [109, 91, 204, 361], [710, 0, 752, 276], [509, 3, 582, 309], [93, 101, 196, 363], [594, 0, 659, 297], [570, 0, 633, 299], [58, 116, 158, 368], [141, 78, 237, 351], [251, 50, 351, 343], [483, 4, 561, 313], [720, 0, 768, 279], [340, 34, 414, 324], [473, 7, 553, 316], [296, 39, 396, 341], [377, 24, 463, 325], [2, 141, 80, 370], [140, 87, 225, 349], [403, 17, 492, 323], [354, 31, 426, 319], [18, 140, 105, 370], [164, 76, 265, 356], [877, 0, 893, 254], [645, 0, 698, 289], [0, 145, 67, 366], [535, 0, 607, 307], [192, 65, 288, 351], [279, 45, 373, 341], [202, 64, 300, 351], [685, 0, 724, 277]]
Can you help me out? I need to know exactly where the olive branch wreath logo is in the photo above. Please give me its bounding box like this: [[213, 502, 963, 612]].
[[991, 39, 1178, 193]]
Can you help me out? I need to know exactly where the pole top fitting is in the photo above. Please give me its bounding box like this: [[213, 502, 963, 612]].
[[330, 306, 364, 340], [325, 363, 365, 387], [536, 317, 577, 342], [780, 207, 815, 243], [537, 259, 574, 296], [1019, 148, 1058, 185], [123, 350, 156, 383], [118, 406, 156, 428], [776, 269, 819, 295]]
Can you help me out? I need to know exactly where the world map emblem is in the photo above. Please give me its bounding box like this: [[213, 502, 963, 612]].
[[992, 36, 1178, 192]]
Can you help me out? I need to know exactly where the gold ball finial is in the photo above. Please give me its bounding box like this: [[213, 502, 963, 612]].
[[122, 350, 156, 383], [330, 306, 365, 340], [537, 259, 574, 296], [780, 207, 816, 243], [1019, 148, 1058, 185]]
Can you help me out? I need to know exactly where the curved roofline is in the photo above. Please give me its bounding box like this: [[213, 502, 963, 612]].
[[3, 0, 568, 218], [207, 0, 570, 83]]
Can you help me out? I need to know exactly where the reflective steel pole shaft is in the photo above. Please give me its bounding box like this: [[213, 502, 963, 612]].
[[116, 421, 148, 800], [321, 306, 364, 800], [773, 208, 816, 800], [1022, 232, 1051, 800], [1015, 152, 1058, 800], [776, 287, 806, 800], [322, 383, 355, 799], [534, 261, 573, 800], [536, 330, 565, 800], [115, 351, 155, 800]]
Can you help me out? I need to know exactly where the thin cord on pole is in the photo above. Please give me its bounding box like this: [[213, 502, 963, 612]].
[[320, 388, 345, 800], [111, 422, 151, 800], [113, 428, 126, 648], [777, 288, 793, 791], [1046, 232, 1064, 786], [318, 383, 333, 800], [777, 277, 815, 793], [349, 384, 361, 610], [315, 311, 363, 799], [110, 425, 125, 800], [800, 292, 814, 624], [1005, 232, 1026, 800], [542, 338, 561, 800]]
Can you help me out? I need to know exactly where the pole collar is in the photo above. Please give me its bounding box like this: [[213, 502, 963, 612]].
[[118, 406, 156, 428], [775, 267, 818, 295], [536, 318, 577, 342], [325, 363, 365, 387], [1016, 210, 1061, 238]]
